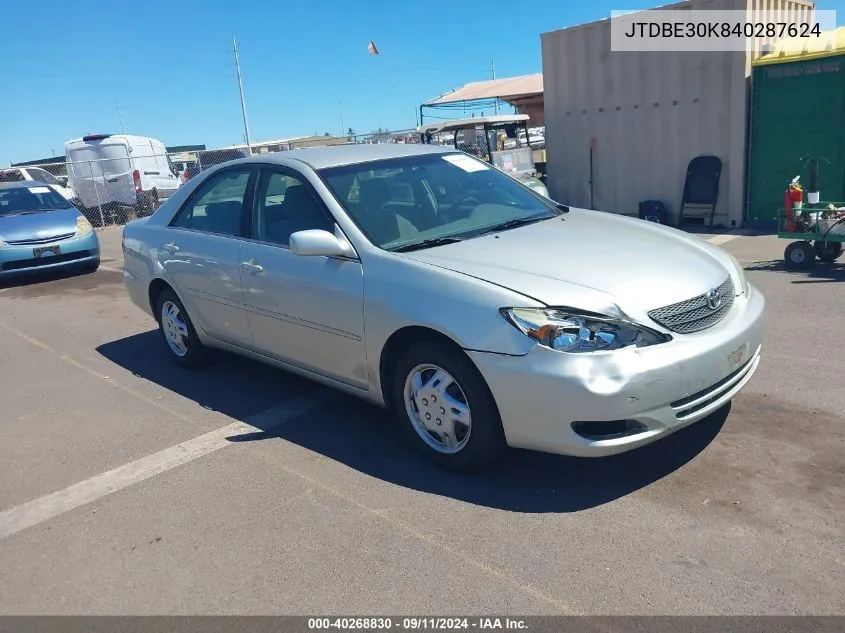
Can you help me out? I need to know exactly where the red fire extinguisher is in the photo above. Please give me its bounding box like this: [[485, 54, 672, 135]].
[[784, 179, 803, 232]]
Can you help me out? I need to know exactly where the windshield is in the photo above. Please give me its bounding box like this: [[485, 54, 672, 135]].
[[0, 185, 70, 215], [318, 152, 559, 251]]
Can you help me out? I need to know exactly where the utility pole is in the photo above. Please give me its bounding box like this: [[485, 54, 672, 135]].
[[491, 57, 498, 116], [233, 35, 252, 149], [116, 102, 125, 134], [338, 101, 345, 137]]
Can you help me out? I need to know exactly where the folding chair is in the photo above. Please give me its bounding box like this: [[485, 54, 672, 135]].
[[678, 155, 723, 227]]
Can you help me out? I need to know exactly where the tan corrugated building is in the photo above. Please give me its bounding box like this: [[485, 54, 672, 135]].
[[541, 0, 817, 228]]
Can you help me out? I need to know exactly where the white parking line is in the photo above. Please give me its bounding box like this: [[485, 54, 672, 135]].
[[706, 233, 741, 246], [0, 393, 334, 541], [0, 326, 582, 614]]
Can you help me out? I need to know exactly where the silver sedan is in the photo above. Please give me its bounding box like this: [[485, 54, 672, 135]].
[[122, 144, 765, 471]]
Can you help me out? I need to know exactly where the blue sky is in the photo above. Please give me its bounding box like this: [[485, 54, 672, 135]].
[[1, 0, 841, 165]]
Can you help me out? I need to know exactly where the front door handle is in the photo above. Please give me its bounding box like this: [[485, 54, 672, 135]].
[[241, 261, 264, 274], [163, 242, 179, 253]]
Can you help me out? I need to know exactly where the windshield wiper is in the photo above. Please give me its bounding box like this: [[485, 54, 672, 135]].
[[475, 214, 551, 237], [390, 236, 465, 253]]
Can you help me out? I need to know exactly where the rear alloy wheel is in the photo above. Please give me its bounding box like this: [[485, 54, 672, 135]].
[[814, 240, 843, 263], [391, 342, 506, 472], [784, 241, 816, 270], [155, 288, 210, 369]]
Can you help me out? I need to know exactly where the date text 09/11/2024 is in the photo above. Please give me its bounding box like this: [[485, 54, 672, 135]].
[[307, 618, 528, 630]]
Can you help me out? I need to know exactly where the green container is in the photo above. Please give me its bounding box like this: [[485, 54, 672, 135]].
[[747, 28, 845, 230]]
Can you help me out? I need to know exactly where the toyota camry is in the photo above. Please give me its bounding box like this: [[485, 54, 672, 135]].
[[121, 144, 764, 471]]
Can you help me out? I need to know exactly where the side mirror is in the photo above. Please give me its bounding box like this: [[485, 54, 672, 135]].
[[57, 176, 69, 187], [289, 228, 357, 259]]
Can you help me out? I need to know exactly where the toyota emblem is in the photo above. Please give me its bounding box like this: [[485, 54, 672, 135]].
[[706, 289, 722, 310]]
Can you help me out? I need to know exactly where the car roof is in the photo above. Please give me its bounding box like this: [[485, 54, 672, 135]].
[[243, 143, 454, 170], [0, 180, 52, 190]]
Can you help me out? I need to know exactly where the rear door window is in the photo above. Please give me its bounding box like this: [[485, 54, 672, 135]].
[[26, 168, 61, 186], [171, 168, 253, 236], [0, 170, 25, 182], [67, 144, 131, 178]]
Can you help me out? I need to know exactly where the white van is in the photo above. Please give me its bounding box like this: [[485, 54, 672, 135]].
[[65, 134, 181, 218]]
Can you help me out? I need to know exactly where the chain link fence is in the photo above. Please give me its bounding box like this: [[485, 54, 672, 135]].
[[344, 126, 546, 180], [1, 124, 547, 228]]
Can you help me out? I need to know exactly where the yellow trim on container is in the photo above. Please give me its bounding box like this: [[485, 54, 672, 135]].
[[753, 26, 845, 66]]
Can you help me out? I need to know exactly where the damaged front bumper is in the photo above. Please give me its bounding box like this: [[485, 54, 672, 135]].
[[468, 283, 765, 457]]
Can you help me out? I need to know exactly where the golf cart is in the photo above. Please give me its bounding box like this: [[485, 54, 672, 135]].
[[417, 114, 549, 198]]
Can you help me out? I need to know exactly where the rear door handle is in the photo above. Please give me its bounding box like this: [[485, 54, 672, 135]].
[[163, 242, 179, 253], [241, 261, 263, 274]]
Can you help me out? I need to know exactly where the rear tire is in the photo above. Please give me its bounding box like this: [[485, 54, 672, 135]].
[[390, 341, 506, 472], [814, 240, 843, 263], [155, 288, 211, 369], [136, 190, 159, 218]]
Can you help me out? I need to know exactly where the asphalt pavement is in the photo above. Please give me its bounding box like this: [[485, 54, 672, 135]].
[[0, 227, 842, 615]]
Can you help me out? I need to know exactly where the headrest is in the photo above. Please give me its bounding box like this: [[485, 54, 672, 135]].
[[358, 178, 391, 208], [282, 184, 313, 208]]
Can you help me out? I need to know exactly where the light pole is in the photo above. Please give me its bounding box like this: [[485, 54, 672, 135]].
[[233, 35, 252, 149]]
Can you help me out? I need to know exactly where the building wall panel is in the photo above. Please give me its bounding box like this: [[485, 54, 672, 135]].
[[541, 0, 815, 227]]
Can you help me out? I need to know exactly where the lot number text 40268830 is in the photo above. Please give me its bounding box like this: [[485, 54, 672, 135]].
[[308, 618, 528, 630]]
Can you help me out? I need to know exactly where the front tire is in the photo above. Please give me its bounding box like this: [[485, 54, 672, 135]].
[[784, 241, 815, 270], [391, 341, 506, 472], [155, 288, 210, 369]]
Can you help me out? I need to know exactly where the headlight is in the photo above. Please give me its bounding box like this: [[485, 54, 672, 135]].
[[75, 216, 93, 237], [728, 254, 749, 295], [500, 307, 670, 353]]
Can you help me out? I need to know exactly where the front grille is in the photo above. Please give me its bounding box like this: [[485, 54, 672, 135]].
[[648, 276, 735, 334], [2, 250, 91, 271], [5, 232, 76, 245]]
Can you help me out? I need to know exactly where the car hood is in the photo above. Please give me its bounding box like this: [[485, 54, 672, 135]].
[[0, 208, 81, 243], [398, 209, 738, 315]]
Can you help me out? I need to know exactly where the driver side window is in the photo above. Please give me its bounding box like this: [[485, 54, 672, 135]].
[[253, 170, 335, 246]]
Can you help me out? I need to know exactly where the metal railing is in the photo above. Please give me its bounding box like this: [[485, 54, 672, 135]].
[[3, 126, 547, 227]]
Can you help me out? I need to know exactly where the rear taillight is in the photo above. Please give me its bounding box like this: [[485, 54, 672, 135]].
[[133, 169, 142, 193]]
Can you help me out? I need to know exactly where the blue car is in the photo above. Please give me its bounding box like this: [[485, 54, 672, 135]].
[[0, 181, 100, 278]]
